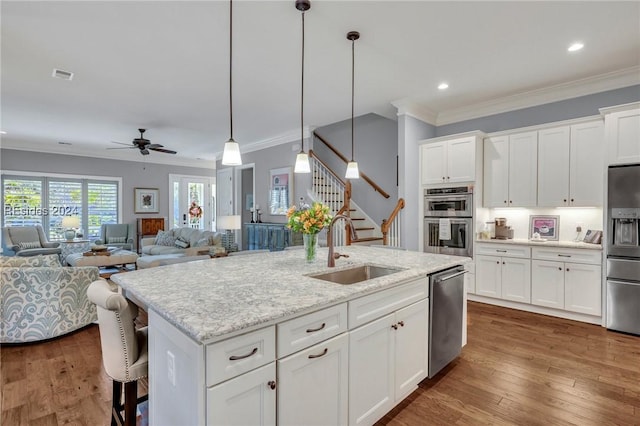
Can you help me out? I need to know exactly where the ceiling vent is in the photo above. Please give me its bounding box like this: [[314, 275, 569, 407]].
[[52, 68, 74, 81]]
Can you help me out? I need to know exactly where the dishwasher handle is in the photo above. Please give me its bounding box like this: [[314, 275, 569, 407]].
[[435, 269, 468, 283]]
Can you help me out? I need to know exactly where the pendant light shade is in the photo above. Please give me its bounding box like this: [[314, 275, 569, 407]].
[[222, 0, 242, 166], [345, 30, 360, 180], [294, 0, 311, 174]]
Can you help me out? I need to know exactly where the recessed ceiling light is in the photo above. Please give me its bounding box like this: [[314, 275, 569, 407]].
[[568, 42, 584, 52], [52, 68, 74, 81], [438, 82, 449, 90]]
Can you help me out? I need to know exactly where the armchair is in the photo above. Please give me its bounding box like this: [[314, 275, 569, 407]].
[[1, 225, 62, 257], [95, 224, 134, 250]]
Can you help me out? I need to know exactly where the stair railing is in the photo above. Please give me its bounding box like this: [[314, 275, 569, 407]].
[[381, 198, 405, 247]]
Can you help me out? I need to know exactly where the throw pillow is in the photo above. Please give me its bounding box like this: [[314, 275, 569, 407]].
[[175, 238, 189, 249], [107, 236, 126, 244], [155, 230, 176, 247], [193, 238, 209, 247], [18, 241, 42, 249]]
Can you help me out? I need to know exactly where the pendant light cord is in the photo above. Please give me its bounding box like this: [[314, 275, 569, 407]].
[[351, 36, 355, 162], [229, 0, 234, 141], [300, 10, 305, 153]]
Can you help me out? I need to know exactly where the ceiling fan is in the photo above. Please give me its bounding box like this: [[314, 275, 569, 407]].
[[108, 129, 177, 156]]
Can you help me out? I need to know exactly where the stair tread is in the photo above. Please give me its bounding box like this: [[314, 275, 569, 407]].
[[352, 237, 384, 242], [355, 227, 374, 231]]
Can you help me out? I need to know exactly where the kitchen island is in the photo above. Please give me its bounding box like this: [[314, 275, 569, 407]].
[[112, 246, 470, 426]]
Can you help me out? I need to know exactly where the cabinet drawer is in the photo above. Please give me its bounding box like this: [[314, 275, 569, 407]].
[[475, 243, 531, 258], [206, 326, 275, 387], [348, 277, 428, 329], [532, 247, 601, 264], [277, 303, 347, 357]]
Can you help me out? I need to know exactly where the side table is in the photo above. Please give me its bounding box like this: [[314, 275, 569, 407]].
[[57, 239, 91, 264]]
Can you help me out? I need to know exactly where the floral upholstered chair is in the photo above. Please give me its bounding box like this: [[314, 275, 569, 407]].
[[0, 254, 99, 343]]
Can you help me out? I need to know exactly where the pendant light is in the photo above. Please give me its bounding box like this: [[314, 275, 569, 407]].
[[294, 0, 311, 174], [345, 30, 360, 180], [222, 0, 242, 166]]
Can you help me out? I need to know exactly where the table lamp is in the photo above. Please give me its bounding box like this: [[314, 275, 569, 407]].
[[218, 215, 241, 252], [61, 216, 80, 241]]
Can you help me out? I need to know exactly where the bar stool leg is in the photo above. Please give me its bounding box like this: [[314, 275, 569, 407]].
[[124, 381, 138, 426], [111, 381, 122, 426]]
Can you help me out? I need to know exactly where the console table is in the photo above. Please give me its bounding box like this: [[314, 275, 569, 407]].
[[245, 223, 291, 251]]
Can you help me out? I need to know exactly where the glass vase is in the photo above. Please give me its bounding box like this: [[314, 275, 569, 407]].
[[303, 233, 319, 263]]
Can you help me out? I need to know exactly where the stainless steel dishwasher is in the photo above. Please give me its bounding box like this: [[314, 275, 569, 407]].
[[428, 265, 466, 378]]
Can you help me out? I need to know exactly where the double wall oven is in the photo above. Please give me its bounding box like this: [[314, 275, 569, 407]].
[[423, 186, 473, 257], [606, 164, 640, 336]]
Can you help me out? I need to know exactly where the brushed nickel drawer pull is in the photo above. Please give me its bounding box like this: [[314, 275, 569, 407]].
[[308, 348, 328, 359], [229, 347, 258, 361], [306, 322, 326, 333]]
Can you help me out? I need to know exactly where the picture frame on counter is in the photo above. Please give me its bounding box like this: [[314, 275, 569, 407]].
[[529, 215, 559, 241]]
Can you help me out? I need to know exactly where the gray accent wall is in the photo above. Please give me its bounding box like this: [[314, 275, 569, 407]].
[[398, 115, 436, 251], [313, 113, 398, 224], [0, 149, 215, 247], [436, 85, 640, 137]]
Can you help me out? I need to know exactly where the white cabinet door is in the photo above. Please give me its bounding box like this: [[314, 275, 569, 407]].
[[394, 299, 428, 400], [537, 126, 570, 207], [207, 363, 276, 426], [564, 263, 602, 316], [278, 334, 349, 426], [483, 136, 509, 207], [475, 255, 502, 298], [531, 260, 565, 309], [508, 131, 538, 207], [349, 314, 395, 426], [447, 138, 475, 183], [501, 257, 531, 303], [421, 142, 447, 185], [606, 107, 640, 165], [570, 121, 604, 206]]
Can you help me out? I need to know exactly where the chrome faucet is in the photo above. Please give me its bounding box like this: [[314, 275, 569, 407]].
[[327, 214, 358, 267]]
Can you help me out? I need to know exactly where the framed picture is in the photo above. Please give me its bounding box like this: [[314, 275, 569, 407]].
[[269, 167, 292, 215], [529, 215, 559, 241], [134, 188, 159, 213]]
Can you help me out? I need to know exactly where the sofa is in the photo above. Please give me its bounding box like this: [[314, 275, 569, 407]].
[[0, 254, 100, 343], [140, 227, 223, 256]]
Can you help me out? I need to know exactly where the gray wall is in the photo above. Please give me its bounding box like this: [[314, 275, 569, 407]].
[[1, 149, 215, 246], [436, 84, 640, 137], [314, 113, 398, 224], [398, 115, 436, 250], [217, 140, 312, 225]]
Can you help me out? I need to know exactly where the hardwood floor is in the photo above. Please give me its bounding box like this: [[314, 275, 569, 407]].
[[2, 302, 639, 425]]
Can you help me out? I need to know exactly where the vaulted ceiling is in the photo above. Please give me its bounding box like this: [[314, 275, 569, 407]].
[[2, 1, 639, 166]]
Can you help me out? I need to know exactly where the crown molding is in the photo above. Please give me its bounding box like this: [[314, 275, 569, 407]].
[[599, 101, 640, 115], [435, 66, 640, 126], [214, 127, 311, 159], [0, 138, 216, 169], [390, 99, 438, 125]]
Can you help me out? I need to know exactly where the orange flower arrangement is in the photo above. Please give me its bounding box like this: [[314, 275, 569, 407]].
[[286, 202, 332, 234]]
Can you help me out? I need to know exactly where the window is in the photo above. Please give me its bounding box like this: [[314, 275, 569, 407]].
[[2, 174, 120, 240]]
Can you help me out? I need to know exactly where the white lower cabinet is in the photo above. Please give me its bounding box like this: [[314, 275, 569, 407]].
[[207, 363, 277, 426], [531, 260, 565, 309], [475, 255, 531, 303], [349, 298, 429, 426], [278, 333, 349, 426]]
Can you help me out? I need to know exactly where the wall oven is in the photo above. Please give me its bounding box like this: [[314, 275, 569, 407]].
[[424, 217, 472, 257], [424, 187, 473, 217]]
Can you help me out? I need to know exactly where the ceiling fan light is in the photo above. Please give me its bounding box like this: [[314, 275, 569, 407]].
[[294, 151, 311, 173], [222, 138, 242, 165], [345, 161, 360, 179]]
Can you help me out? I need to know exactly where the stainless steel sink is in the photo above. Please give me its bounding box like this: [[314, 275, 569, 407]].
[[309, 265, 403, 285]]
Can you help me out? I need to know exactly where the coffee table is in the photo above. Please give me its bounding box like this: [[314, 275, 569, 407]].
[[66, 249, 139, 278]]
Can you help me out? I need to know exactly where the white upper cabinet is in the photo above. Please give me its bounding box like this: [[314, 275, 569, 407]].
[[484, 132, 537, 207], [602, 103, 640, 165], [421, 136, 476, 185], [537, 121, 604, 207]]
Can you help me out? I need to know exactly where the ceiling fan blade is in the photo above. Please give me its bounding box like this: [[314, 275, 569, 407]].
[[106, 146, 137, 150], [110, 141, 135, 146], [150, 147, 177, 154], [146, 143, 163, 149]]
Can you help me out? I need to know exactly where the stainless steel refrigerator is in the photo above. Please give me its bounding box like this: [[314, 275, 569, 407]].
[[606, 164, 640, 335]]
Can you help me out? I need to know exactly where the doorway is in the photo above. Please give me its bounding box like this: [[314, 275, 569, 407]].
[[169, 174, 215, 230]]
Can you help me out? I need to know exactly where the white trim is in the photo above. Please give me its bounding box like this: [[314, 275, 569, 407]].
[[391, 99, 438, 125], [467, 294, 602, 326], [483, 114, 603, 138], [435, 66, 640, 126], [599, 101, 640, 115], [416, 130, 486, 146], [213, 127, 311, 159]]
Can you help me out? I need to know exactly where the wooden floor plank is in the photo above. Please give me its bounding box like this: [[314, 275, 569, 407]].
[[2, 302, 639, 425]]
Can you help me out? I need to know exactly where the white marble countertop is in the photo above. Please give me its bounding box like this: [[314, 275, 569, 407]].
[[475, 238, 602, 250], [111, 246, 470, 344]]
